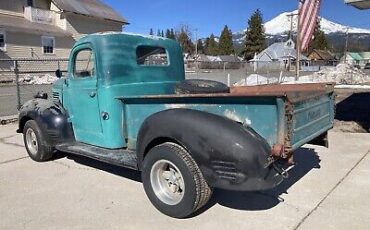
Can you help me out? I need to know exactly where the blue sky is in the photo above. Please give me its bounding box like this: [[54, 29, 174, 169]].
[[102, 0, 370, 38]]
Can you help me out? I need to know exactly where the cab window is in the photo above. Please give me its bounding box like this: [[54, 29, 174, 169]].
[[136, 46, 168, 66], [74, 49, 95, 78]]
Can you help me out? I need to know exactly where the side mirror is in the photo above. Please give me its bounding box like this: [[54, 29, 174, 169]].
[[34, 91, 48, 100], [55, 69, 62, 78]]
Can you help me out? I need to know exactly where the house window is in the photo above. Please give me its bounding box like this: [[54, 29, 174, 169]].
[[0, 31, 5, 50], [74, 49, 95, 78], [26, 0, 34, 7], [42, 36, 55, 54], [136, 46, 169, 66]]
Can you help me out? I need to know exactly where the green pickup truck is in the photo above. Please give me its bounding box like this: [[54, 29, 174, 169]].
[[17, 32, 335, 218]]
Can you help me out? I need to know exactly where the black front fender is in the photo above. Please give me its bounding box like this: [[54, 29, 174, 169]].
[[137, 109, 283, 191], [17, 99, 75, 146]]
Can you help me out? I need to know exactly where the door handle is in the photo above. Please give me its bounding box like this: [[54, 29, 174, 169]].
[[89, 91, 96, 98]]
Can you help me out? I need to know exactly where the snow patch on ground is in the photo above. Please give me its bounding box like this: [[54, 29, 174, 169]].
[[18, 74, 58, 85], [234, 64, 370, 87], [310, 64, 369, 84], [233, 74, 276, 86]]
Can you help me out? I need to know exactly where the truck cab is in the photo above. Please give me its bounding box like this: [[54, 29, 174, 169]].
[[18, 33, 335, 218], [53, 33, 185, 148]]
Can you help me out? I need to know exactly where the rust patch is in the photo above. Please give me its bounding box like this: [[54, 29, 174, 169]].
[[271, 144, 284, 157], [283, 99, 294, 159], [117, 83, 335, 101]]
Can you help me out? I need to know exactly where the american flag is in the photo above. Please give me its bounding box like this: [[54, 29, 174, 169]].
[[298, 0, 322, 52]]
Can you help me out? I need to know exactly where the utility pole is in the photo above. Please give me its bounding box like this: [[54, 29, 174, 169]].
[[296, 12, 301, 81], [344, 27, 349, 64], [194, 28, 198, 75], [287, 12, 299, 78], [287, 13, 295, 41]]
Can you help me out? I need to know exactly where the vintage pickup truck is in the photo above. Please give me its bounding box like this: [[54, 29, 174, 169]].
[[17, 32, 335, 218]]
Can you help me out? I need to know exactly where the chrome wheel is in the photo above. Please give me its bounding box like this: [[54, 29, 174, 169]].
[[25, 128, 38, 156], [150, 160, 185, 205]]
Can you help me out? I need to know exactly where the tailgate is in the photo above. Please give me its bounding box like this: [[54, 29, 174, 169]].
[[288, 92, 335, 150]]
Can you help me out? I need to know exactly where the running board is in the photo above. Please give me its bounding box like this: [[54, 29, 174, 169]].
[[56, 142, 138, 170]]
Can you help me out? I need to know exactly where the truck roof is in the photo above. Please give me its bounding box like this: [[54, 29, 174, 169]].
[[71, 32, 185, 86]]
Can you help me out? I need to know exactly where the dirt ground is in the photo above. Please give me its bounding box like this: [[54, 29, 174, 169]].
[[334, 88, 370, 133]]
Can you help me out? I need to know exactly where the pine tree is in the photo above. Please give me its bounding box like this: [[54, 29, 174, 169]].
[[218, 25, 234, 55], [205, 34, 218, 56], [307, 20, 329, 54], [149, 28, 154, 35], [165, 29, 171, 38], [169, 29, 176, 40], [177, 26, 194, 54], [196, 39, 204, 54], [161, 30, 164, 37], [157, 29, 161, 37], [244, 9, 266, 60]]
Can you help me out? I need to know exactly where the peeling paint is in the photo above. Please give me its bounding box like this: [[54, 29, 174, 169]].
[[224, 109, 243, 123], [244, 118, 252, 126]]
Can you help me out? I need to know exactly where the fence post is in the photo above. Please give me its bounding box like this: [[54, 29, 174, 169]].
[[14, 60, 21, 110]]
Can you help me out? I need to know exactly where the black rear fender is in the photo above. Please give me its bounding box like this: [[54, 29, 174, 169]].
[[137, 109, 283, 191]]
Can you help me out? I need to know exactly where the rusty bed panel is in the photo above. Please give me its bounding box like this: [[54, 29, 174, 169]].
[[116, 83, 335, 101]]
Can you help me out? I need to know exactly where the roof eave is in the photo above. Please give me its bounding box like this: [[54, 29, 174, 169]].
[[64, 11, 129, 24]]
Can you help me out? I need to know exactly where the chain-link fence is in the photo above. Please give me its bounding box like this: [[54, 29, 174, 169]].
[[185, 60, 313, 86], [2, 58, 365, 118], [0, 58, 68, 117]]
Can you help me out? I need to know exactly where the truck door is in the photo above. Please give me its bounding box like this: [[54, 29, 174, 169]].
[[64, 45, 103, 145]]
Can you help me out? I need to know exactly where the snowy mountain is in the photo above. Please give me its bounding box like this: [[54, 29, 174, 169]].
[[230, 10, 370, 51], [262, 10, 370, 35]]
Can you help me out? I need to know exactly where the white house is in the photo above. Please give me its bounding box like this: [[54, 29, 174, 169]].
[[254, 39, 309, 70], [0, 0, 128, 59]]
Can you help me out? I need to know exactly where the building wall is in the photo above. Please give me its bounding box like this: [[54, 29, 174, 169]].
[[66, 13, 123, 39], [0, 0, 24, 15], [4, 31, 74, 58], [33, 0, 52, 10], [50, 2, 66, 30]]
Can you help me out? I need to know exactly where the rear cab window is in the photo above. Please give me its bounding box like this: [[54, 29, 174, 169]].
[[136, 46, 169, 66]]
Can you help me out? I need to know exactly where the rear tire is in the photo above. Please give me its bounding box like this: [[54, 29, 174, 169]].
[[23, 120, 54, 162], [175, 79, 230, 94], [142, 143, 212, 218]]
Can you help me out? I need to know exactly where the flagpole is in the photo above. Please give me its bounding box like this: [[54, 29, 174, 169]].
[[296, 8, 300, 81]]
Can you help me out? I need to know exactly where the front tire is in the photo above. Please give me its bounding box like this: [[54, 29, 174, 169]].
[[23, 120, 54, 162], [142, 143, 212, 218]]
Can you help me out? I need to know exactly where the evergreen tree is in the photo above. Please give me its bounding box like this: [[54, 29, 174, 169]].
[[165, 29, 171, 38], [196, 39, 204, 54], [161, 30, 164, 37], [204, 37, 210, 54], [157, 29, 161, 37], [149, 28, 154, 35], [218, 25, 234, 55], [177, 26, 194, 54], [205, 34, 218, 56], [169, 29, 176, 40], [307, 20, 329, 54], [244, 9, 266, 60]]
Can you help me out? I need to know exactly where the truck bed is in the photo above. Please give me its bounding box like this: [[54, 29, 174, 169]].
[[117, 83, 335, 155]]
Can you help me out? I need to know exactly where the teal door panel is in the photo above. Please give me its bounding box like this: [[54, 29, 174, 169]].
[[64, 44, 104, 145]]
